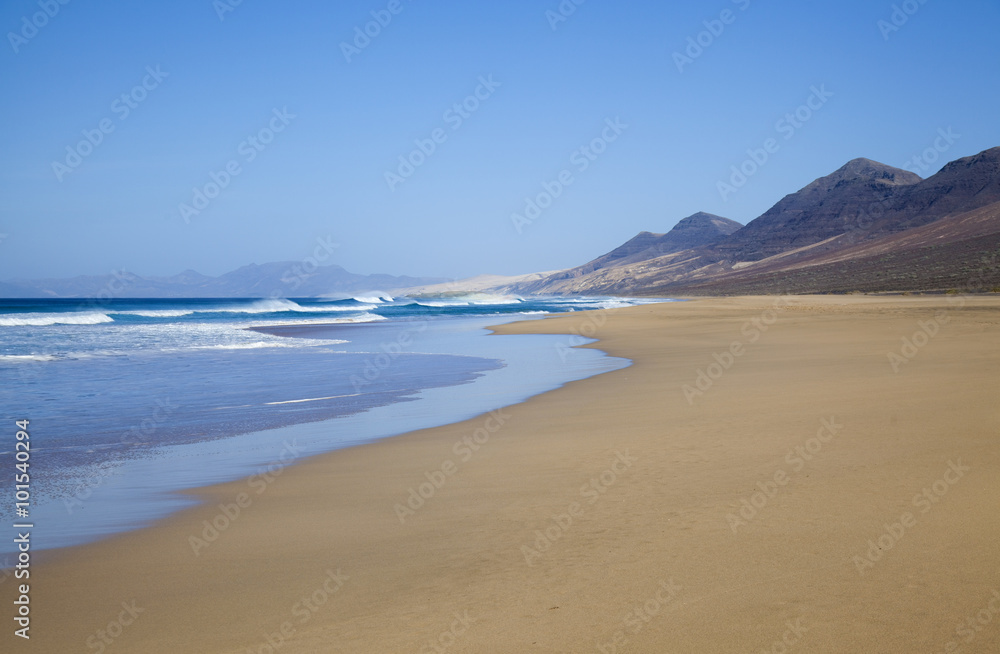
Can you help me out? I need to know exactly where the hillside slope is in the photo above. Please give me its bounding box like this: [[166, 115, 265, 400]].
[[505, 147, 1000, 296]]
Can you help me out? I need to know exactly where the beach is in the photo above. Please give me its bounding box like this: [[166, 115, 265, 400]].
[[0, 297, 635, 556], [5, 295, 1000, 652]]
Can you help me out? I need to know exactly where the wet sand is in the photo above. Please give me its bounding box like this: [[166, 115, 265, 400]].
[[4, 296, 1000, 652]]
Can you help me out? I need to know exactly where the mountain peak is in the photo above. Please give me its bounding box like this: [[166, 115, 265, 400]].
[[156, 268, 212, 285], [506, 145, 1000, 296], [672, 212, 743, 234], [554, 212, 742, 280], [714, 157, 922, 261], [826, 158, 922, 186], [935, 146, 1000, 176]]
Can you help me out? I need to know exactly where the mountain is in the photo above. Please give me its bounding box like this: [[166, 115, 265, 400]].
[[671, 201, 1000, 295], [514, 213, 742, 293], [711, 158, 922, 261], [504, 146, 1000, 295], [882, 147, 1000, 227], [579, 212, 741, 272], [8, 147, 999, 299], [0, 263, 447, 299]]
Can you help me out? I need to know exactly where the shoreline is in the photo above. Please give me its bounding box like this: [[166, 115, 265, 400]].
[[5, 296, 1000, 652], [2, 313, 627, 558]]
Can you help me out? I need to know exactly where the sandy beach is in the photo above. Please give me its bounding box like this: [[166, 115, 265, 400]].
[[5, 295, 1000, 653]]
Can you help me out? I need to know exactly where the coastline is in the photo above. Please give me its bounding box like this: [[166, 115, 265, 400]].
[[5, 296, 1000, 652], [1, 313, 627, 558]]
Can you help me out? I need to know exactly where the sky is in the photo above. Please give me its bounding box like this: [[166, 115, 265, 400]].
[[1, 0, 999, 281]]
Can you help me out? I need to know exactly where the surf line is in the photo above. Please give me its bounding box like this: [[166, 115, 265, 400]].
[[264, 394, 361, 406]]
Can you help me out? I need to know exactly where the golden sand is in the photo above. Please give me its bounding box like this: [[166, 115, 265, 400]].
[[4, 296, 999, 652]]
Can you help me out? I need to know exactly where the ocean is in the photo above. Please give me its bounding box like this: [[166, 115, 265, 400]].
[[0, 294, 671, 558]]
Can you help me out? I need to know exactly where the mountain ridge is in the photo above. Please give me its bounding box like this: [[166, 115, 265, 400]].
[[501, 146, 1000, 296], [8, 147, 1000, 299]]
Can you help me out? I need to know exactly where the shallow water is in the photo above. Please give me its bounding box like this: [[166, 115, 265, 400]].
[[0, 301, 669, 557]]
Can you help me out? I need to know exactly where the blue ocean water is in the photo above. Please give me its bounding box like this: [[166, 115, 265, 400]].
[[0, 294, 670, 557]]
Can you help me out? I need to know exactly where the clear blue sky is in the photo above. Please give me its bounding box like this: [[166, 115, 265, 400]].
[[2, 0, 998, 281]]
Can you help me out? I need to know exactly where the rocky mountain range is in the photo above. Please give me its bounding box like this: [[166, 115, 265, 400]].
[[6, 147, 999, 299], [501, 146, 1000, 296]]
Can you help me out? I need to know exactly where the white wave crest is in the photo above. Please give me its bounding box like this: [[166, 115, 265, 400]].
[[113, 310, 195, 318], [249, 313, 388, 328], [413, 293, 522, 307], [185, 340, 348, 351], [0, 354, 60, 363], [315, 304, 378, 312], [0, 312, 114, 327], [204, 299, 368, 314]]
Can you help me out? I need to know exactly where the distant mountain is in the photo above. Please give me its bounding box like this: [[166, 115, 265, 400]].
[[516, 213, 741, 293], [501, 146, 1000, 295], [0, 263, 447, 299], [9, 148, 1000, 299], [579, 212, 741, 273]]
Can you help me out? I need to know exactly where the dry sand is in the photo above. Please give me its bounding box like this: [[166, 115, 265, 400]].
[[4, 296, 1000, 652]]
